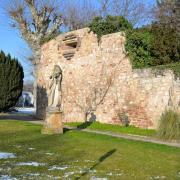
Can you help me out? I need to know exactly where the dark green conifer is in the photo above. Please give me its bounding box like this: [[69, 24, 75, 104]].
[[0, 51, 24, 112]]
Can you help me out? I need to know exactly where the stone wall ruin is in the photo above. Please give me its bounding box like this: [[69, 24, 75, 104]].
[[38, 28, 180, 129]]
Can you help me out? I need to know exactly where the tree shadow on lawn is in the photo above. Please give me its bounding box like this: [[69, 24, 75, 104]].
[[0, 113, 39, 122], [63, 127, 73, 133], [76, 113, 96, 129], [63, 121, 94, 134], [77, 121, 94, 129], [75, 149, 116, 180]]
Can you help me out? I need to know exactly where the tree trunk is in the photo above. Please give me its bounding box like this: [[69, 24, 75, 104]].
[[36, 80, 48, 119], [84, 112, 89, 122], [33, 49, 48, 119]]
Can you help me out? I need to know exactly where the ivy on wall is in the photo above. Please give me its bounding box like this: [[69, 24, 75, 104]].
[[89, 15, 180, 76]]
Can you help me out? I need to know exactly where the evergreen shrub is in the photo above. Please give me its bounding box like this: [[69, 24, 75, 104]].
[[0, 51, 24, 112]]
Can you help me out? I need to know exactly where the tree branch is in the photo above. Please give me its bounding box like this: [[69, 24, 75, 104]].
[[47, 14, 63, 36], [8, 5, 36, 45]]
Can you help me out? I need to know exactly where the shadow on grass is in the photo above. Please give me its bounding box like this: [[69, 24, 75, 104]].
[[63, 121, 94, 134], [75, 113, 96, 130], [77, 121, 93, 129], [0, 114, 38, 121], [75, 149, 116, 180], [63, 127, 74, 133]]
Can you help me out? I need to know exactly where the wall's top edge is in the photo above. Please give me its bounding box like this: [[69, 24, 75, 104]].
[[41, 27, 125, 47]]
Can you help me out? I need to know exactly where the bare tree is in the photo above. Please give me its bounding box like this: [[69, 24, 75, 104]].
[[98, 0, 111, 17], [63, 0, 152, 29], [62, 0, 98, 31], [98, 0, 151, 26], [74, 64, 114, 121], [154, 0, 180, 30], [4, 0, 63, 117]]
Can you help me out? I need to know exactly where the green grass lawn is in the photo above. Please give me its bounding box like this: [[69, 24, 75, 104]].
[[65, 122, 156, 137], [0, 120, 180, 180]]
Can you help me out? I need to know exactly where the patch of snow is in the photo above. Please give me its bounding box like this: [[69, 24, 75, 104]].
[[48, 165, 69, 171], [45, 153, 54, 156], [16, 108, 35, 115], [107, 172, 113, 176], [25, 173, 40, 177], [3, 167, 11, 172], [79, 168, 97, 174], [84, 160, 95, 163], [177, 172, 180, 177], [28, 148, 35, 150], [150, 176, 166, 179], [46, 175, 61, 179], [0, 175, 17, 180], [89, 169, 97, 173], [90, 177, 108, 180], [46, 175, 54, 178], [0, 152, 16, 159], [16, 162, 46, 167], [54, 177, 61, 179], [63, 172, 75, 178], [116, 173, 123, 176], [21, 173, 61, 180], [79, 169, 87, 173]]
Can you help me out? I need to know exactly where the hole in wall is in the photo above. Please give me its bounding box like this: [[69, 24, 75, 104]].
[[61, 34, 81, 60]]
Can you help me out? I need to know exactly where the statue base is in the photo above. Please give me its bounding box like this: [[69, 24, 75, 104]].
[[41, 109, 63, 135]]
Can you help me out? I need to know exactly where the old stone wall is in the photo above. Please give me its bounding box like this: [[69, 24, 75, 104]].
[[38, 28, 180, 129]]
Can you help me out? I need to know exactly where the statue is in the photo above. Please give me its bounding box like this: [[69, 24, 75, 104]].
[[42, 64, 63, 135], [47, 65, 62, 111]]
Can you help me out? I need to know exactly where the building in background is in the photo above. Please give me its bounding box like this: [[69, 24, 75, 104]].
[[16, 91, 34, 107]]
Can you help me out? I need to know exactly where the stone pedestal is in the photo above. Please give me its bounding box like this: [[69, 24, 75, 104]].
[[42, 109, 63, 134]]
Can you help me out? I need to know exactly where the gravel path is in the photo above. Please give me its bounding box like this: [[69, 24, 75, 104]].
[[34, 120, 180, 148], [74, 128, 180, 148]]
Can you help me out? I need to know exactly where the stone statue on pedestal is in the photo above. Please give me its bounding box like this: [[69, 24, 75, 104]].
[[47, 65, 62, 111], [42, 65, 63, 134]]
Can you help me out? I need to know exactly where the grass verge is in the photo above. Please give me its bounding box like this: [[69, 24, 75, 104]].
[[0, 120, 179, 180], [65, 122, 156, 137]]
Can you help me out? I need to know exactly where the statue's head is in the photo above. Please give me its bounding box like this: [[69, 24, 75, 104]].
[[52, 65, 62, 78]]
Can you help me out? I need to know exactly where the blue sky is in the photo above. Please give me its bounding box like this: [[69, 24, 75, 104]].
[[0, 7, 33, 81], [0, 0, 156, 82], [0, 0, 38, 82]]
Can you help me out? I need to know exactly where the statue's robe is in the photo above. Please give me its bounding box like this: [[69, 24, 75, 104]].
[[48, 76, 62, 108]]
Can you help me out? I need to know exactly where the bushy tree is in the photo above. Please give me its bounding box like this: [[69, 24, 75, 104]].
[[89, 13, 180, 68], [125, 25, 180, 68], [89, 15, 132, 41], [125, 28, 154, 68], [0, 51, 24, 112], [150, 0, 180, 64], [125, 0, 180, 68], [4, 0, 63, 118], [89, 15, 155, 68], [151, 24, 180, 65]]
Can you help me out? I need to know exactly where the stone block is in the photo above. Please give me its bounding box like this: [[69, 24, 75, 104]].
[[42, 110, 63, 134]]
